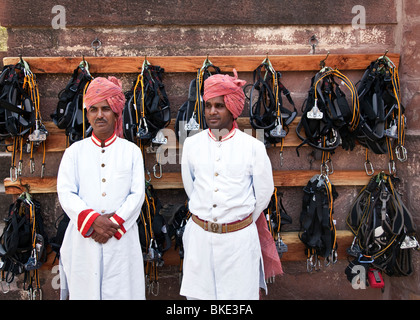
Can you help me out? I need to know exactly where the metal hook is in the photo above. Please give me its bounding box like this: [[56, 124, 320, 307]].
[[91, 37, 101, 57], [309, 35, 318, 54], [320, 51, 330, 69]]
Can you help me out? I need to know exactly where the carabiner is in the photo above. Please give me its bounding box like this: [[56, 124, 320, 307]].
[[279, 151, 284, 167], [358, 254, 374, 264], [153, 163, 162, 179], [145, 169, 152, 183], [395, 145, 407, 162], [364, 160, 374, 176], [32, 288, 42, 300], [41, 163, 46, 178], [30, 158, 35, 174], [388, 160, 396, 175], [150, 281, 160, 296], [10, 166, 18, 182]]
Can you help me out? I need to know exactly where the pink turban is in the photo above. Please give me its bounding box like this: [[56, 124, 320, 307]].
[[203, 69, 246, 128], [84, 76, 126, 138]]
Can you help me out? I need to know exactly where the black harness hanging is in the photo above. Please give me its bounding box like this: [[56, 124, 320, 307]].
[[345, 172, 418, 284], [175, 58, 221, 142], [246, 58, 297, 164], [299, 174, 339, 272], [296, 68, 360, 156], [0, 59, 47, 181], [123, 59, 170, 145], [355, 54, 406, 175], [264, 187, 292, 259], [0, 193, 47, 299], [51, 60, 93, 146]]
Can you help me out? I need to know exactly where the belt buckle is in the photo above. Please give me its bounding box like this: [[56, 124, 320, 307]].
[[210, 222, 223, 233]]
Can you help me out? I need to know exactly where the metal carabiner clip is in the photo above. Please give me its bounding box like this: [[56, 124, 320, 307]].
[[395, 145, 407, 162], [388, 160, 396, 175], [10, 166, 18, 182], [30, 158, 35, 174], [150, 281, 160, 296], [364, 160, 374, 176], [32, 288, 42, 300], [153, 163, 162, 179], [41, 163, 46, 178], [145, 169, 152, 183]]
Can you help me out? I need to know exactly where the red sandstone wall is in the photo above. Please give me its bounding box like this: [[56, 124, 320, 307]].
[[0, 0, 419, 300]]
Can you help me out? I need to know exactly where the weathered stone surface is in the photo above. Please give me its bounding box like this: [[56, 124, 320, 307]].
[[0, 0, 397, 27]]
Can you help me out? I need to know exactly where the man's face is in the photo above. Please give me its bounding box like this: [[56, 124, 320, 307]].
[[86, 100, 117, 140], [204, 96, 234, 132]]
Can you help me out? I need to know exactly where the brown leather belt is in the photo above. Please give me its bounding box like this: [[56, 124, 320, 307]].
[[191, 214, 253, 234]]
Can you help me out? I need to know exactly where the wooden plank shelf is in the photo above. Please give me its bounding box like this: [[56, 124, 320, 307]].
[[4, 170, 374, 195], [3, 53, 400, 74]]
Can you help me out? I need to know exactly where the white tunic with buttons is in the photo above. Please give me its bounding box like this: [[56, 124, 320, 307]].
[[180, 128, 274, 300], [57, 133, 145, 300]]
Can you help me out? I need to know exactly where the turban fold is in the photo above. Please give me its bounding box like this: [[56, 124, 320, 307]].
[[203, 69, 246, 128], [84, 76, 126, 138]]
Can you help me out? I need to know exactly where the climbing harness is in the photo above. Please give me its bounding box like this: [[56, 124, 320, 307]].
[[296, 58, 360, 155], [299, 171, 338, 272], [355, 52, 407, 175], [264, 188, 292, 258], [123, 58, 170, 179], [137, 182, 171, 296], [51, 58, 93, 146], [175, 56, 221, 141], [160, 202, 191, 283], [246, 56, 297, 164], [0, 192, 47, 299], [0, 58, 47, 181], [123, 57, 170, 146], [345, 172, 418, 288]]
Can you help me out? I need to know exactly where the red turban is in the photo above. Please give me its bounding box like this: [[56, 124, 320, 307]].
[[84, 76, 126, 138], [203, 69, 246, 128]]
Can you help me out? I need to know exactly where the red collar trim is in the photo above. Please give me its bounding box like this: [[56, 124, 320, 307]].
[[91, 132, 117, 148], [208, 127, 236, 142]]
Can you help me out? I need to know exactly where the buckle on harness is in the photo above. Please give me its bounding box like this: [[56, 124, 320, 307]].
[[307, 100, 323, 119], [269, 118, 287, 138], [184, 113, 200, 131], [400, 235, 419, 249], [151, 130, 167, 145]]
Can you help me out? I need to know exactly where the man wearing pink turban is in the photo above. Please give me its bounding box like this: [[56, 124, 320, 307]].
[[180, 69, 282, 300], [57, 76, 146, 300]]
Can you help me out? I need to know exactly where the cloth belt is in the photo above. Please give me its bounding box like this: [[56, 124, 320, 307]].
[[191, 213, 253, 234]]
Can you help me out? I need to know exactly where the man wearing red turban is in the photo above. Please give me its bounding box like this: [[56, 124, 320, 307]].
[[57, 76, 146, 300], [180, 69, 282, 300]]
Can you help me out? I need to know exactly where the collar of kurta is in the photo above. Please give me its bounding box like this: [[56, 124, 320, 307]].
[[208, 127, 236, 142], [91, 132, 117, 148]]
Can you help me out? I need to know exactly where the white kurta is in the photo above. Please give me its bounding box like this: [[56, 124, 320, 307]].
[[57, 133, 145, 300], [180, 128, 274, 300]]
